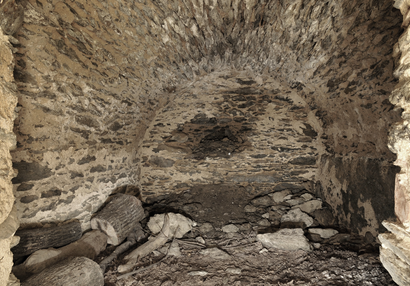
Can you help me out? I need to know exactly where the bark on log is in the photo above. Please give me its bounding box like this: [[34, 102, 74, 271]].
[[13, 230, 107, 281], [91, 194, 145, 245], [21, 256, 104, 286], [12, 220, 82, 258]]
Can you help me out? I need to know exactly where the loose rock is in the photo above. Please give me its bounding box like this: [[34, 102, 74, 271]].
[[281, 208, 314, 227], [257, 228, 312, 251], [309, 228, 339, 239]]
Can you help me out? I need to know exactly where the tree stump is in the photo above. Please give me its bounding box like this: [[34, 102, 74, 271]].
[[12, 220, 82, 258], [21, 256, 104, 286], [91, 194, 145, 245]]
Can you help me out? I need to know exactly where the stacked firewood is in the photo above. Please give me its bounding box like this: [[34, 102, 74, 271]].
[[11, 194, 193, 286]]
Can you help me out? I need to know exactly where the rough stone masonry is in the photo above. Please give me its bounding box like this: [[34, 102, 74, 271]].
[[0, 0, 409, 284]]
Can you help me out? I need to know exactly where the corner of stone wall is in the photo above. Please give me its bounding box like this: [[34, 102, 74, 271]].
[[379, 1, 410, 284], [0, 26, 20, 286]]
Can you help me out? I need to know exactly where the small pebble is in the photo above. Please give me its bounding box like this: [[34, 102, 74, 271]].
[[196, 236, 206, 244], [259, 248, 269, 254]]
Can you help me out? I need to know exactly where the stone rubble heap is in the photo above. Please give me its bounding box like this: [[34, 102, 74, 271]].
[[189, 188, 377, 255]]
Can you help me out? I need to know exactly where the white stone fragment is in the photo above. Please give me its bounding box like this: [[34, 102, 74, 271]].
[[257, 228, 312, 251], [258, 219, 271, 227], [222, 224, 239, 233], [262, 212, 270, 219], [259, 248, 269, 254], [281, 208, 314, 227], [245, 204, 257, 212], [294, 199, 322, 214], [147, 213, 193, 238], [188, 271, 208, 276], [301, 193, 314, 201], [283, 194, 293, 201], [308, 228, 339, 239], [152, 250, 162, 256], [167, 240, 181, 257], [225, 268, 242, 274], [313, 243, 321, 249], [270, 190, 291, 203], [286, 197, 306, 206], [196, 236, 206, 244]]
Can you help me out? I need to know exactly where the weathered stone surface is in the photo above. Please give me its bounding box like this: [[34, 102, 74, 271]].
[[316, 156, 398, 236], [311, 208, 336, 227], [270, 190, 292, 203], [0, 236, 13, 286], [199, 223, 214, 234], [244, 205, 257, 213], [147, 213, 193, 239], [308, 228, 339, 239], [257, 228, 311, 252], [293, 200, 323, 214], [0, 0, 405, 282], [200, 248, 231, 260], [281, 208, 314, 228], [139, 73, 319, 203], [251, 196, 273, 207], [0, 205, 19, 240], [222, 224, 239, 233], [0, 22, 19, 286], [1, 0, 399, 241], [380, 245, 410, 286]]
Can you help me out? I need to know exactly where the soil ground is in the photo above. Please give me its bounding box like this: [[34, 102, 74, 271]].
[[100, 232, 396, 286]]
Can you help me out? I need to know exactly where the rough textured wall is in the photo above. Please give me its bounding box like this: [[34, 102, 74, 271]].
[[378, 1, 410, 284], [11, 0, 183, 228], [9, 0, 402, 236], [139, 69, 321, 200], [0, 0, 21, 282]]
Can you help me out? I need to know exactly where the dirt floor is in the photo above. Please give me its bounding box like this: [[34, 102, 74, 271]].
[[100, 231, 396, 286]]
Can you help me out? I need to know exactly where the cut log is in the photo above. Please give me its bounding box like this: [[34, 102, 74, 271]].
[[13, 230, 107, 281], [21, 256, 103, 286], [12, 220, 82, 258], [91, 194, 145, 245]]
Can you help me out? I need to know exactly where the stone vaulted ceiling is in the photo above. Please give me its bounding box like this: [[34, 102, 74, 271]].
[[0, 0, 403, 240]]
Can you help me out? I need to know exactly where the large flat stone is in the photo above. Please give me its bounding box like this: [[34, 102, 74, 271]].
[[257, 228, 311, 252]]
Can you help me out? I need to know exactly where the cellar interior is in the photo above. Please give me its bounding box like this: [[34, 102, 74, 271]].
[[1, 0, 410, 285]]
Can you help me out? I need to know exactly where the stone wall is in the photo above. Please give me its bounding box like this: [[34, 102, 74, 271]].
[[139, 70, 320, 202], [379, 0, 410, 284], [0, 0, 406, 284], [8, 0, 402, 236], [0, 0, 22, 283]]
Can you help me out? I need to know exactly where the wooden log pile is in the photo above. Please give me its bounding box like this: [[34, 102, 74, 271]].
[[13, 230, 107, 281], [12, 193, 149, 285], [91, 193, 145, 245], [12, 220, 82, 259], [21, 256, 104, 286], [11, 193, 196, 284]]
